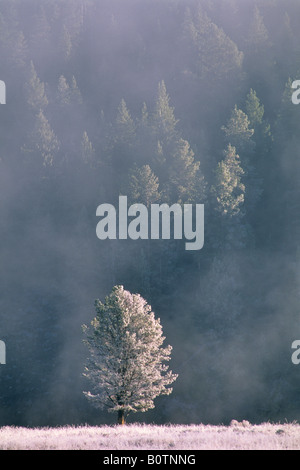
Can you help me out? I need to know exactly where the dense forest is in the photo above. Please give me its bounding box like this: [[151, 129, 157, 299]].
[[1, 0, 300, 426]]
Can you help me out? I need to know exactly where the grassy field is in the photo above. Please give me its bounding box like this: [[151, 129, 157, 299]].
[[0, 421, 300, 450]]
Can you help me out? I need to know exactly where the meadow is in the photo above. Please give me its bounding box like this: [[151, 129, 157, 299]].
[[0, 421, 299, 450]]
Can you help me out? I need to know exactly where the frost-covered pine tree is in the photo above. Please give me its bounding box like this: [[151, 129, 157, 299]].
[[82, 285, 178, 424]]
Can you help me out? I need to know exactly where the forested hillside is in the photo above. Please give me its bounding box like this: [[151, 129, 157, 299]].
[[1, 0, 300, 426]]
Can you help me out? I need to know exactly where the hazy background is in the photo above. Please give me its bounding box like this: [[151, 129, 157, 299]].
[[0, 0, 300, 426]]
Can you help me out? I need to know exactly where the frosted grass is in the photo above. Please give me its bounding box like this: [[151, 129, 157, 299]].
[[1, 422, 300, 450]]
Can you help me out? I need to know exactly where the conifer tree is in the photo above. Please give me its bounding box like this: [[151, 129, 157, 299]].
[[212, 144, 245, 219], [10, 30, 27, 69], [57, 75, 71, 105], [116, 99, 136, 144], [245, 89, 272, 167], [128, 164, 160, 207], [60, 25, 72, 60], [166, 138, 206, 204], [70, 76, 83, 105], [153, 80, 178, 142], [246, 5, 270, 53], [184, 7, 243, 82], [23, 110, 60, 167], [57, 75, 83, 106], [141, 102, 149, 125], [245, 89, 264, 130], [81, 131, 95, 167], [134, 102, 156, 167], [109, 99, 137, 191], [222, 105, 255, 155], [244, 5, 272, 81], [211, 144, 248, 249], [82, 285, 178, 425], [222, 105, 263, 214], [25, 61, 48, 112]]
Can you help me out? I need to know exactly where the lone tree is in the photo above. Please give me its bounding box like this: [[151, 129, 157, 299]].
[[82, 285, 178, 425]]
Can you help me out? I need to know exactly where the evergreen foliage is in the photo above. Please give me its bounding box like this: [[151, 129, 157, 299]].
[[82, 286, 177, 424], [1, 0, 300, 427]]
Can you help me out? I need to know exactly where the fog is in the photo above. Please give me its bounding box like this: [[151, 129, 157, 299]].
[[0, 0, 300, 426]]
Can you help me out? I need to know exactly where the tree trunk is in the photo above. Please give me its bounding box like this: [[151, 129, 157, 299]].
[[118, 409, 125, 425]]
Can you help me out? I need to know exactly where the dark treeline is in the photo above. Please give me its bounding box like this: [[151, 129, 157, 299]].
[[0, 0, 300, 426]]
